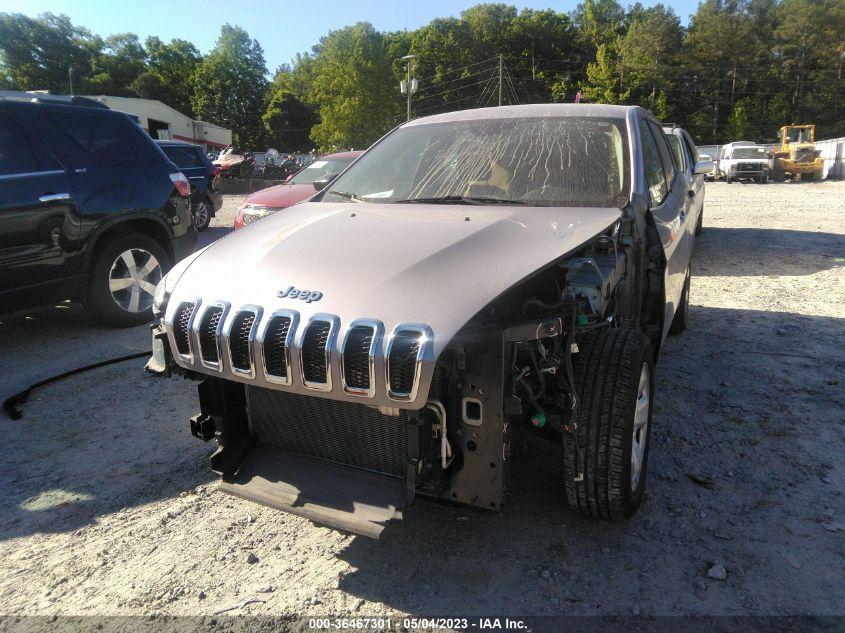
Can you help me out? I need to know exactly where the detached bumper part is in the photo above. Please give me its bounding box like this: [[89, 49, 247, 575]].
[[220, 447, 407, 539], [145, 324, 173, 376]]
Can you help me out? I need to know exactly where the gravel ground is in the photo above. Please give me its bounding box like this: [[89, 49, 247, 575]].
[[1, 182, 843, 618]]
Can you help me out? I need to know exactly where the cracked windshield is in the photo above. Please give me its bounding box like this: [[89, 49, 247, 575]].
[[323, 116, 629, 208]]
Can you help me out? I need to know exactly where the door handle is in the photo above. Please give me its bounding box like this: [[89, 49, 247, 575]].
[[39, 193, 72, 203], [688, 189, 695, 198]]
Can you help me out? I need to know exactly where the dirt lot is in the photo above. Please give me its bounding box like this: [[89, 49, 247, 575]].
[[1, 181, 843, 618]]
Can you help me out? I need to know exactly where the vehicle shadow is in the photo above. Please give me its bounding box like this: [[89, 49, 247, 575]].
[[198, 226, 232, 249], [0, 355, 215, 542], [694, 227, 844, 277], [333, 305, 845, 614]]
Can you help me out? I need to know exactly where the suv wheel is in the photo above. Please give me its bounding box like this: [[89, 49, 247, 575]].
[[669, 267, 690, 335], [193, 199, 211, 232], [88, 233, 171, 327], [563, 327, 654, 520]]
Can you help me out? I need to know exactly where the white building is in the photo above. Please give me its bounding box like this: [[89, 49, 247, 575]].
[[83, 95, 232, 150]]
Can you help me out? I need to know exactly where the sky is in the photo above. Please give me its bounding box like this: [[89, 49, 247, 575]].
[[0, 0, 702, 71]]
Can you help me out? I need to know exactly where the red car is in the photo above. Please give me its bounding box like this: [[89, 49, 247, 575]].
[[234, 151, 363, 229]]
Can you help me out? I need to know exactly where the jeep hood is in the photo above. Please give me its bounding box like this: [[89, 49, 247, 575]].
[[169, 201, 620, 355]]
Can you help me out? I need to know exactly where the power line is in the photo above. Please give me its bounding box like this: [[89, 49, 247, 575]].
[[414, 56, 501, 82]]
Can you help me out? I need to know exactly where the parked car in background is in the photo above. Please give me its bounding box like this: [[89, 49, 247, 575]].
[[157, 140, 222, 231], [0, 90, 196, 326], [234, 151, 362, 228], [721, 144, 771, 183], [697, 144, 721, 180], [663, 124, 708, 236], [147, 104, 711, 537]]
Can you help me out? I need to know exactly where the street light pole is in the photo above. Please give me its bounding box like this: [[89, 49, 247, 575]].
[[68, 66, 74, 95], [400, 54, 417, 121]]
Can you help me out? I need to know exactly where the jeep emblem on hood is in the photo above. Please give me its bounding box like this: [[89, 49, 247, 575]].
[[278, 285, 323, 303]]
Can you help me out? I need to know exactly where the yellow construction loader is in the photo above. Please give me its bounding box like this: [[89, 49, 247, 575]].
[[772, 124, 824, 181]]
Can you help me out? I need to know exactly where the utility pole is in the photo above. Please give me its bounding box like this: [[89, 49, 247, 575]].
[[68, 66, 74, 95], [400, 54, 418, 121], [498, 54, 503, 106]]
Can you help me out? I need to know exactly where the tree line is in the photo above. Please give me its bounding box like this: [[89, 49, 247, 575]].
[[2, 0, 844, 151]]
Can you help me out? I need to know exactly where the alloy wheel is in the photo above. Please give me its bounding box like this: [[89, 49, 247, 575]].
[[108, 248, 162, 313], [631, 362, 650, 491]]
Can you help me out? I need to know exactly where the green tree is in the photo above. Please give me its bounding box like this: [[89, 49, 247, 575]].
[[142, 36, 201, 115], [87, 33, 147, 95], [726, 97, 751, 138], [263, 68, 318, 151], [774, 0, 845, 131], [617, 4, 684, 114], [581, 42, 628, 103], [572, 0, 625, 54], [307, 22, 399, 150], [0, 13, 96, 92], [193, 24, 268, 148]]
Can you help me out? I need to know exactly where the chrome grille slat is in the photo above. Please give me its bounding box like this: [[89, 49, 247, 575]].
[[199, 306, 224, 364], [264, 316, 293, 379], [344, 327, 373, 389], [386, 325, 431, 402], [228, 309, 259, 375], [173, 302, 196, 356], [341, 320, 382, 398], [301, 320, 332, 386]]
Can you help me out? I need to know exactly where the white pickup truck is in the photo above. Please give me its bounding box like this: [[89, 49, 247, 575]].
[[721, 144, 772, 184]]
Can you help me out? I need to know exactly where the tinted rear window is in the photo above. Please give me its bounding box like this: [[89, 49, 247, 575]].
[[163, 146, 202, 168], [48, 110, 163, 166], [0, 115, 39, 175]]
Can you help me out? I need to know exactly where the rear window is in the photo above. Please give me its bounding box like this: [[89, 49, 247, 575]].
[[0, 115, 39, 175], [163, 146, 202, 168], [48, 110, 163, 167]]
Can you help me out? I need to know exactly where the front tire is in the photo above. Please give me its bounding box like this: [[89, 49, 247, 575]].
[[87, 233, 171, 327], [563, 328, 655, 521]]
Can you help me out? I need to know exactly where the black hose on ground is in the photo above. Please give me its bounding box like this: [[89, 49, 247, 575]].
[[3, 352, 148, 420]]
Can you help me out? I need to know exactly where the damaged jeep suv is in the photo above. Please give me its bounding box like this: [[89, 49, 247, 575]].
[[147, 104, 710, 537]]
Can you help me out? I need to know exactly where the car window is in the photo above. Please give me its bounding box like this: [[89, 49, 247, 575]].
[[289, 157, 355, 185], [163, 146, 201, 168], [648, 121, 675, 186], [639, 119, 668, 207], [681, 131, 699, 164], [48, 110, 162, 167], [0, 115, 39, 175], [665, 134, 686, 172], [323, 116, 630, 208]]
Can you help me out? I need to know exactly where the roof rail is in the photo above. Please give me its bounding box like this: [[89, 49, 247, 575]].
[[0, 90, 109, 109]]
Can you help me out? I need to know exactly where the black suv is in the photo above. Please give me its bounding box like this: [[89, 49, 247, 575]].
[[0, 91, 196, 326], [156, 140, 222, 231]]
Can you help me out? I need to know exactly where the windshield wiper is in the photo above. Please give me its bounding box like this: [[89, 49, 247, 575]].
[[326, 190, 364, 202], [392, 195, 526, 205]]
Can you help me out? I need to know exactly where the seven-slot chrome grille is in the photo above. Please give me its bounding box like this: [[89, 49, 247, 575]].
[[167, 302, 429, 404]]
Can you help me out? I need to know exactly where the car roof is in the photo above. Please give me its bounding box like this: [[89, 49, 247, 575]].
[[0, 90, 108, 109], [405, 103, 637, 127]]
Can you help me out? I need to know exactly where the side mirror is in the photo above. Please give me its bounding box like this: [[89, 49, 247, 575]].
[[693, 159, 714, 175], [313, 173, 339, 191]]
